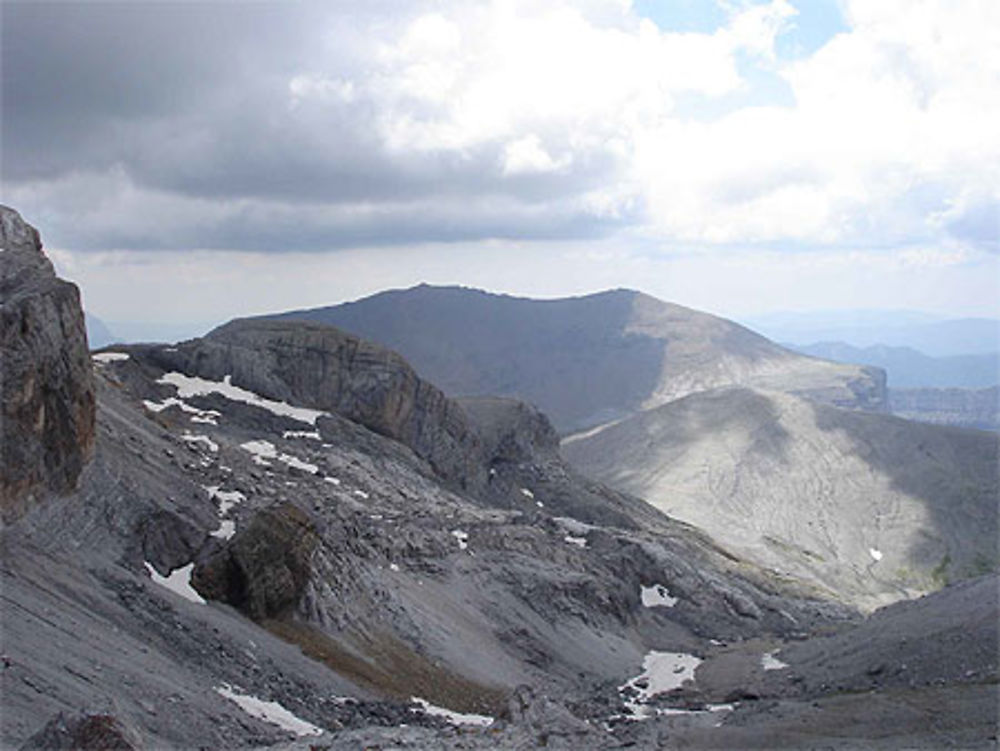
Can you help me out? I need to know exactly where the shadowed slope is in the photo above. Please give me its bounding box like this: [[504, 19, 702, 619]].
[[563, 386, 998, 610]]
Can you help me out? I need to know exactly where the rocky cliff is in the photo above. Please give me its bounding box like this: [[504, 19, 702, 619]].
[[144, 318, 487, 491], [0, 206, 95, 523]]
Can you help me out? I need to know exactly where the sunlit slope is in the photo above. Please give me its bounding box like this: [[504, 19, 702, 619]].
[[563, 386, 998, 610]]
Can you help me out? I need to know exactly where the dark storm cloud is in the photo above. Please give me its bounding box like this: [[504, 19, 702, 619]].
[[1, 1, 629, 251]]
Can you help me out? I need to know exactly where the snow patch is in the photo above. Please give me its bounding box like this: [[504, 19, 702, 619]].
[[241, 440, 276, 465], [761, 651, 789, 671], [239, 441, 316, 472], [641, 584, 678, 608], [144, 397, 220, 426], [324, 476, 341, 486], [281, 453, 318, 474], [353, 490, 370, 499], [520, 488, 534, 499], [158, 372, 326, 425], [92, 352, 130, 364], [204, 486, 246, 516], [182, 432, 218, 452], [411, 697, 493, 727], [389, 563, 400, 572], [283, 430, 321, 440], [564, 535, 587, 548], [619, 651, 701, 718], [211, 520, 236, 540], [216, 684, 323, 737], [869, 548, 883, 562], [144, 562, 205, 604], [451, 530, 469, 550]]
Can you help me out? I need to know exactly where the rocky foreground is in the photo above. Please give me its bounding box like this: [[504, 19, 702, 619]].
[[1, 205, 996, 749]]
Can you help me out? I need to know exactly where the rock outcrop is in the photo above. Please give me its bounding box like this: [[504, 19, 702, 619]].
[[146, 318, 486, 490], [192, 502, 320, 620], [0, 205, 95, 523]]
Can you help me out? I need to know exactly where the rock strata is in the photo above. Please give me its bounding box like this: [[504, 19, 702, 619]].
[[148, 319, 486, 490], [0, 205, 95, 523]]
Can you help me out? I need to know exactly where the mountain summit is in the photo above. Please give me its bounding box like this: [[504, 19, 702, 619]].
[[267, 285, 886, 433]]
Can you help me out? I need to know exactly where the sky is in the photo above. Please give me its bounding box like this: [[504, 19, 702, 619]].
[[2, 0, 998, 331]]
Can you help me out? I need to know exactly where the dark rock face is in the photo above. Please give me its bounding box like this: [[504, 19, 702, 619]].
[[0, 206, 95, 523], [458, 396, 560, 466], [20, 712, 141, 750], [192, 502, 320, 620]]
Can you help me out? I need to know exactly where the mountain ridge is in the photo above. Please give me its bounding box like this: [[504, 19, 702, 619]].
[[263, 284, 887, 432]]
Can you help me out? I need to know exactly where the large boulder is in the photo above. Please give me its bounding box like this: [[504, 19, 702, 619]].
[[0, 206, 95, 523]]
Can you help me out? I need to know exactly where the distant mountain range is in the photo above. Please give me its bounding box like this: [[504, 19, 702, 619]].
[[788, 341, 999, 389], [743, 310, 1000, 357]]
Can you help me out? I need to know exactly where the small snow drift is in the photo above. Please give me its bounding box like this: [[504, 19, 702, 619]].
[[761, 651, 789, 671], [144, 562, 205, 605], [215, 684, 323, 736], [159, 372, 326, 425], [411, 697, 493, 727], [641, 584, 678, 608]]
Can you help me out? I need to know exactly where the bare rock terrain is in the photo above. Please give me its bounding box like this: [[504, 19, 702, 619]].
[[563, 386, 999, 611], [1, 211, 995, 749]]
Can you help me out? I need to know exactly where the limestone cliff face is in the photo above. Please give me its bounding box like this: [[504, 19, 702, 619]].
[[0, 206, 95, 523], [152, 318, 486, 490]]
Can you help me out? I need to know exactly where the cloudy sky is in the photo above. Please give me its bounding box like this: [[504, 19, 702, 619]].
[[2, 0, 997, 331]]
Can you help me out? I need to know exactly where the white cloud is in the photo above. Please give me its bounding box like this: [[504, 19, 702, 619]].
[[636, 0, 1000, 249], [502, 134, 569, 174], [6, 0, 998, 324]]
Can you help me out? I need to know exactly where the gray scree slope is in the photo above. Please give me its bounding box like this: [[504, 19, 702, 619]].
[[562, 386, 999, 611], [2, 210, 995, 749]]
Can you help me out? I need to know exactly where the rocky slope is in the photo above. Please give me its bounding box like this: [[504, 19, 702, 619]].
[[890, 386, 999, 431], [3, 316, 858, 748], [0, 205, 95, 524], [563, 386, 999, 611], [1, 213, 994, 749], [265, 285, 887, 433]]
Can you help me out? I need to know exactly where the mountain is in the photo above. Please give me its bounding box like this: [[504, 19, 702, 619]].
[[85, 312, 118, 349], [745, 310, 1000, 357], [562, 386, 998, 611], [2, 210, 995, 748], [788, 341, 999, 389], [265, 285, 887, 433]]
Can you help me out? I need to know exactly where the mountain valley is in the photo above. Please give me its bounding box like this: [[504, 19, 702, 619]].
[[1, 206, 997, 749]]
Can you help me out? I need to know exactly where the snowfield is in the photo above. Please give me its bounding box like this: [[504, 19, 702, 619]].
[[158, 372, 326, 425]]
